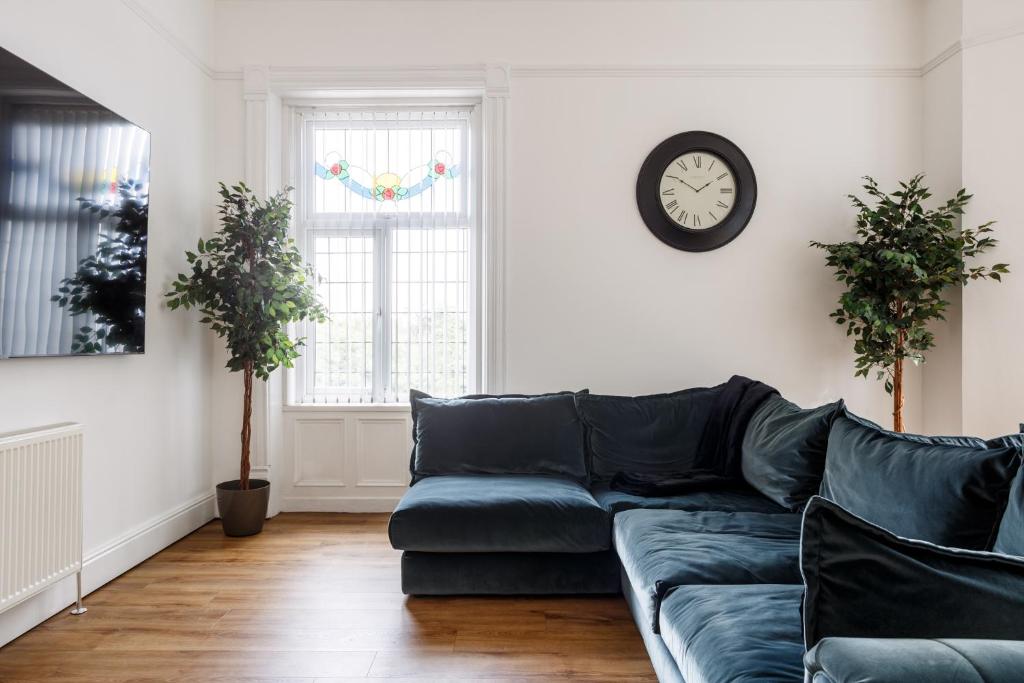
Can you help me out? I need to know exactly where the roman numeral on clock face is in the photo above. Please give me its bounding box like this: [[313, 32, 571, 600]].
[[720, 188, 733, 194], [679, 209, 688, 223], [662, 188, 675, 196], [716, 173, 727, 181], [676, 159, 688, 172], [665, 199, 678, 211], [693, 155, 702, 168], [693, 214, 701, 228], [716, 200, 729, 209]]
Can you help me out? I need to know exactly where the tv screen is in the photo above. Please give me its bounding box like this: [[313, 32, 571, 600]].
[[0, 46, 150, 358]]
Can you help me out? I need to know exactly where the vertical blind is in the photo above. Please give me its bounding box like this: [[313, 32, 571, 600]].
[[300, 108, 475, 403], [0, 104, 149, 357]]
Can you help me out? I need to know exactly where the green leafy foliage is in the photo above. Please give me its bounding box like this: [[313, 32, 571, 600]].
[[811, 175, 1008, 395], [52, 179, 148, 353], [166, 183, 327, 381]]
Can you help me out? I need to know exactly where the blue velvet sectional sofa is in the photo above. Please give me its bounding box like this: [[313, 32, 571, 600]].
[[388, 379, 1024, 682]]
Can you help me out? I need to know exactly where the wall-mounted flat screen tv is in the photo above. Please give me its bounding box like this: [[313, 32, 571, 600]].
[[0, 45, 150, 358]]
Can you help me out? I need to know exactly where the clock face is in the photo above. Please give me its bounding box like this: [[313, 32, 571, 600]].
[[658, 151, 736, 230]]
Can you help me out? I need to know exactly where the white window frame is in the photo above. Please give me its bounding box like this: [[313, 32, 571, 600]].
[[287, 99, 484, 405]]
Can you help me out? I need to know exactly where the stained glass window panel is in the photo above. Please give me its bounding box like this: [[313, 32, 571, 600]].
[[310, 110, 467, 218]]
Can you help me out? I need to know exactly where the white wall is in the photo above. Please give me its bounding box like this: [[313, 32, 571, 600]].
[[920, 0, 964, 435], [503, 74, 921, 415], [914, 0, 1024, 439], [207, 0, 929, 511], [0, 0, 215, 645], [960, 0, 1024, 437], [213, 0, 922, 68]]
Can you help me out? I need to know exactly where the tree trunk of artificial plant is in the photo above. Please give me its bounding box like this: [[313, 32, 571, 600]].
[[893, 302, 905, 432], [240, 360, 254, 490], [893, 355, 904, 433]]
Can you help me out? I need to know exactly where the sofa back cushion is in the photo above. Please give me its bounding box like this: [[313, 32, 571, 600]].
[[993, 439, 1024, 556], [740, 396, 843, 511], [801, 496, 1024, 649], [819, 410, 1021, 549], [576, 387, 719, 482], [411, 392, 587, 482]]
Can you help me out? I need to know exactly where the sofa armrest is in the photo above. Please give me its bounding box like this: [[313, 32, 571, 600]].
[[800, 496, 1024, 649], [804, 637, 1024, 683]]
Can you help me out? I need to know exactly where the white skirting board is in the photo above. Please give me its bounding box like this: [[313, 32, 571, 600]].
[[0, 493, 215, 647]]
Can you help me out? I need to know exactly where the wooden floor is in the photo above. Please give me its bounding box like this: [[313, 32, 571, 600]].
[[0, 513, 656, 682]]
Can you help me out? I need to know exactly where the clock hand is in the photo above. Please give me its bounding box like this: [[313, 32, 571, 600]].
[[667, 175, 700, 192]]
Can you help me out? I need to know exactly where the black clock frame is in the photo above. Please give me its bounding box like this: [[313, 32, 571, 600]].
[[636, 131, 757, 252]]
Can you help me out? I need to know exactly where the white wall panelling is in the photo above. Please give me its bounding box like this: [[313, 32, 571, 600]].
[[292, 418, 347, 487], [355, 419, 413, 488], [282, 410, 412, 512]]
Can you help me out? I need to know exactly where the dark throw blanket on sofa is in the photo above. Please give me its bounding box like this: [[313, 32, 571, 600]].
[[611, 376, 778, 497]]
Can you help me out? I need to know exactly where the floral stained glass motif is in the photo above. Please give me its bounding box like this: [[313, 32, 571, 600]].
[[314, 151, 460, 203]]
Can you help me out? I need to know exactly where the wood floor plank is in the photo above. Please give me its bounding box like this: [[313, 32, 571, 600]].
[[0, 513, 655, 681]]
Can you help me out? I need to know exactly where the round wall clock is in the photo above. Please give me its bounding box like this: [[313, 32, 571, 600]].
[[636, 131, 756, 252]]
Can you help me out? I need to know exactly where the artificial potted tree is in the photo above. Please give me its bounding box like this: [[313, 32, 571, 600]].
[[811, 175, 1008, 432], [168, 183, 326, 536]]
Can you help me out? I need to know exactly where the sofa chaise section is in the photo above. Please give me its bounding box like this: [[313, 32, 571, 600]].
[[392, 391, 619, 595]]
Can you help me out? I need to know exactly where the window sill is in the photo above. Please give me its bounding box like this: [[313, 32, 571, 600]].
[[283, 402, 411, 413]]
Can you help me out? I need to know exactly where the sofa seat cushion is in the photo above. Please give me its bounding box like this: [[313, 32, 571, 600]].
[[615, 509, 802, 632], [658, 584, 805, 683], [591, 484, 785, 514], [388, 475, 610, 553], [805, 637, 1024, 683]]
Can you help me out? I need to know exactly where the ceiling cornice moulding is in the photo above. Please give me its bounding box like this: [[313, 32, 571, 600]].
[[216, 63, 922, 83], [121, 0, 216, 78], [121, 0, 1024, 84], [920, 41, 962, 76], [511, 64, 920, 79]]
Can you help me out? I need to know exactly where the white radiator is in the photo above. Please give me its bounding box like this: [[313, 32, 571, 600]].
[[0, 422, 86, 616]]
